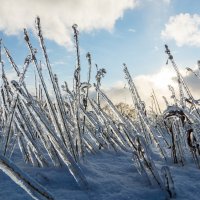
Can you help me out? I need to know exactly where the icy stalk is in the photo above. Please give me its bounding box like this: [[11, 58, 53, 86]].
[[0, 154, 54, 200]]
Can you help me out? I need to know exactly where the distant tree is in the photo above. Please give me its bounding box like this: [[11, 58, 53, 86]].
[[103, 102, 136, 120]]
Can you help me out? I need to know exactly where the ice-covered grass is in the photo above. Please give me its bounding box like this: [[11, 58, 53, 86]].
[[1, 18, 200, 200]]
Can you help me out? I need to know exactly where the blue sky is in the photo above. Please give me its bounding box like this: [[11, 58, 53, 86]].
[[1, 0, 200, 107]]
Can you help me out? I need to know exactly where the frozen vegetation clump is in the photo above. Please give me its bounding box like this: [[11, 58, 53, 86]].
[[0, 17, 200, 200]]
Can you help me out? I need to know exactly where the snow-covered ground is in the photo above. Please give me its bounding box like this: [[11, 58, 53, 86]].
[[0, 151, 200, 200]]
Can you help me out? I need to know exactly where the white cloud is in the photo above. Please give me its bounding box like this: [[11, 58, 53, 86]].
[[128, 28, 136, 33], [102, 81, 132, 105], [146, 0, 171, 4], [100, 67, 176, 110], [0, 0, 138, 47], [102, 65, 200, 111], [132, 67, 176, 109], [162, 0, 171, 4], [161, 13, 200, 46], [1, 69, 18, 83]]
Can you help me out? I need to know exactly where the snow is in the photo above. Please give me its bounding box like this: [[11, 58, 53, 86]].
[[0, 151, 200, 200]]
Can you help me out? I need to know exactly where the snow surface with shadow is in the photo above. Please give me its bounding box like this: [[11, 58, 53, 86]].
[[0, 150, 200, 200]]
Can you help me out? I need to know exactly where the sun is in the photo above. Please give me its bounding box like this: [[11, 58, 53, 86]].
[[153, 67, 175, 89]]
